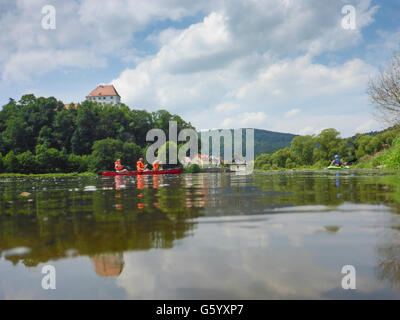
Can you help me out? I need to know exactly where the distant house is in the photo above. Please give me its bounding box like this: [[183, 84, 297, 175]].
[[86, 84, 121, 106], [63, 103, 78, 110], [183, 154, 222, 168], [227, 162, 248, 172]]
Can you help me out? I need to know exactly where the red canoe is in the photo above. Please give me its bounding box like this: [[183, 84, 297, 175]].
[[102, 168, 182, 176]]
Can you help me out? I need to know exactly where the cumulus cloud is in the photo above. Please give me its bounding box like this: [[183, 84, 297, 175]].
[[0, 0, 383, 135], [221, 112, 268, 129], [298, 126, 320, 136], [355, 119, 380, 133], [0, 0, 210, 81], [285, 109, 301, 118]]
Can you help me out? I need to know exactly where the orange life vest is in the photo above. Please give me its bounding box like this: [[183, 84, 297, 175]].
[[153, 160, 159, 171], [137, 160, 145, 172], [115, 161, 123, 171]]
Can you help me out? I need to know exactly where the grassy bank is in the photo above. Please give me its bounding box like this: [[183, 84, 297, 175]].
[[356, 137, 400, 169], [0, 172, 97, 178]]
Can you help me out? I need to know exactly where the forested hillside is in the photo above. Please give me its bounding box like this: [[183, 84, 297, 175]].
[[0, 94, 193, 173]]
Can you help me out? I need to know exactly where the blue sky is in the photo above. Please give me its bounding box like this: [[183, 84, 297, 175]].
[[0, 0, 399, 136]]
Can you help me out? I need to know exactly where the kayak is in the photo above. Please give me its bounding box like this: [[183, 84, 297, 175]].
[[102, 168, 182, 176], [327, 166, 350, 170]]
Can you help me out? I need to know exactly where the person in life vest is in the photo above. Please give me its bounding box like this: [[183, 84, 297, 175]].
[[152, 160, 162, 171], [136, 158, 148, 173], [114, 159, 128, 172], [330, 155, 347, 167]]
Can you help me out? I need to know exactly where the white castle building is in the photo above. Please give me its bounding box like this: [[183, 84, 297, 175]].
[[86, 84, 121, 106]]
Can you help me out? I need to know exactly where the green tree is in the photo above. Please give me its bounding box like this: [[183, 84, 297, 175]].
[[16, 151, 37, 174], [290, 135, 315, 165], [3, 151, 19, 173], [255, 153, 272, 169], [271, 148, 291, 168], [122, 142, 142, 169], [72, 102, 100, 155], [53, 109, 77, 152], [157, 141, 179, 168], [89, 139, 124, 172], [0, 153, 4, 173], [316, 129, 343, 161], [35, 144, 66, 173]]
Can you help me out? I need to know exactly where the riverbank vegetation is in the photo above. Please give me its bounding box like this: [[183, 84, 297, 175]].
[[256, 50, 400, 171], [255, 126, 400, 170], [0, 94, 193, 174]]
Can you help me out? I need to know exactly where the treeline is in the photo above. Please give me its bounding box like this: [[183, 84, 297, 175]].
[[0, 94, 193, 173], [255, 127, 400, 170]]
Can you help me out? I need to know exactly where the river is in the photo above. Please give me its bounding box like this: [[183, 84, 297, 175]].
[[1, 171, 400, 299]]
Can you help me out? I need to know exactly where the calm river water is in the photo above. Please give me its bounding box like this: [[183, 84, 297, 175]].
[[1, 171, 400, 299]]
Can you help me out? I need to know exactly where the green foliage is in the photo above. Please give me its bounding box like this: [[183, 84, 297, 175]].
[[35, 144, 66, 173], [290, 135, 315, 165], [4, 151, 19, 173], [255, 126, 400, 170], [186, 163, 202, 173], [157, 141, 179, 168], [88, 139, 143, 173], [89, 139, 124, 173], [122, 142, 143, 169], [0, 94, 193, 174], [66, 154, 89, 172], [16, 151, 37, 174]]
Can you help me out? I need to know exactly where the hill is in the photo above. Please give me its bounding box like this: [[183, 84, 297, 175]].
[[253, 128, 298, 156], [199, 128, 297, 157]]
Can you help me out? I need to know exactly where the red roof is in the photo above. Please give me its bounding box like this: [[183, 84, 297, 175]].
[[64, 103, 78, 110], [86, 85, 120, 98]]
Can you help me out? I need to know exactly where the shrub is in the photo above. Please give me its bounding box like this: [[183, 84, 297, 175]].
[[16, 151, 37, 174], [186, 164, 202, 173], [89, 139, 124, 172], [0, 153, 3, 173], [35, 145, 66, 173], [3, 151, 19, 173]]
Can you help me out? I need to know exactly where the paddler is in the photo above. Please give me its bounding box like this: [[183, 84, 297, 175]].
[[330, 155, 347, 167], [114, 159, 128, 172], [136, 158, 148, 173], [152, 160, 162, 171]]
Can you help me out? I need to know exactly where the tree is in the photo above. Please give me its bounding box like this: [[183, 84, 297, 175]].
[[3, 151, 19, 173], [157, 141, 179, 168], [0, 153, 4, 173], [255, 153, 272, 169], [290, 135, 315, 166], [72, 102, 100, 155], [316, 129, 343, 161], [122, 142, 142, 169], [368, 52, 400, 125], [271, 148, 291, 168], [89, 139, 124, 172], [35, 144, 66, 173], [16, 151, 37, 174], [53, 109, 77, 152], [1, 117, 28, 153]]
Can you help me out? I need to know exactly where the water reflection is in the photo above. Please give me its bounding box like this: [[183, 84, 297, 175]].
[[91, 253, 124, 278], [0, 171, 400, 298]]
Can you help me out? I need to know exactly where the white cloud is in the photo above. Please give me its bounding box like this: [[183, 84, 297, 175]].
[[221, 112, 268, 129], [285, 108, 301, 118], [355, 119, 379, 133], [0, 0, 384, 136], [1, 0, 378, 81], [215, 103, 239, 112], [298, 126, 319, 136]]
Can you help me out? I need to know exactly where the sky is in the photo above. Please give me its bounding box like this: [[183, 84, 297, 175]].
[[0, 0, 399, 137]]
